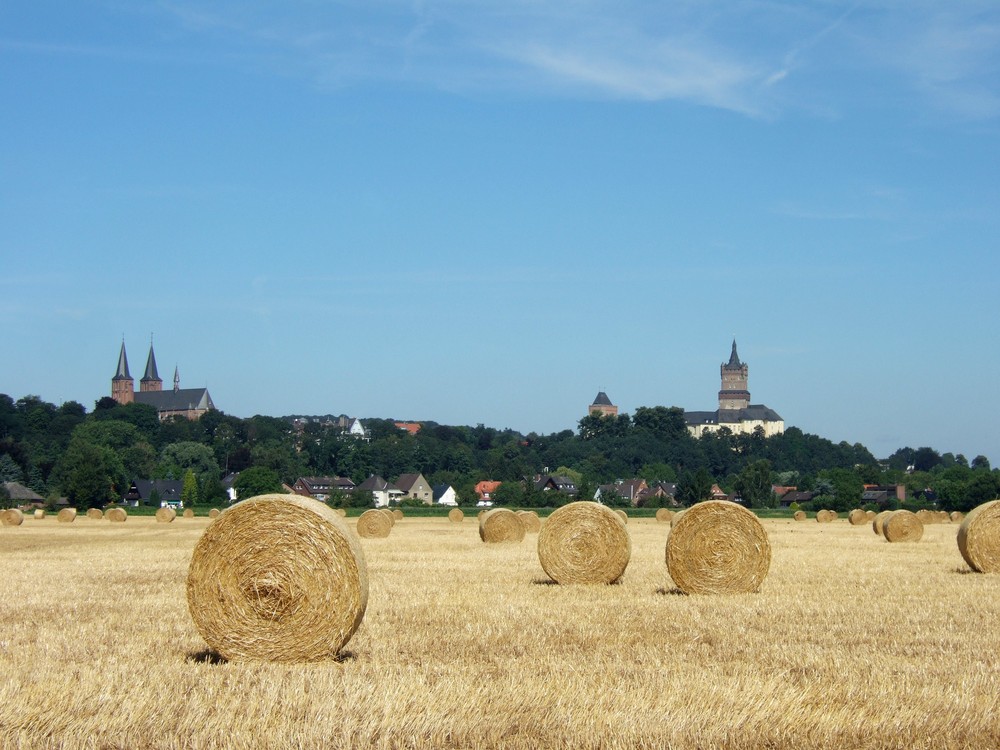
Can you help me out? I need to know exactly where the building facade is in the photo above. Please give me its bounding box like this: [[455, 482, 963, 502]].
[[111, 340, 216, 421]]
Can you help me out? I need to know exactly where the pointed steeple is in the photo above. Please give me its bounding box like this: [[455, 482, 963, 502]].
[[726, 339, 742, 369], [173, 366, 180, 393], [113, 340, 131, 380], [111, 339, 135, 405], [140, 336, 163, 392]]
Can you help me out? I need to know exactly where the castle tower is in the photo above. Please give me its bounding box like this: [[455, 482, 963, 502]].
[[140, 339, 163, 393], [718, 340, 750, 411], [588, 391, 619, 418], [111, 340, 135, 405]]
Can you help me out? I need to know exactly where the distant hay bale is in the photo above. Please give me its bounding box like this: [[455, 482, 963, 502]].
[[957, 500, 1000, 573], [187, 493, 368, 662], [155, 507, 177, 523], [950, 511, 965, 523], [2, 509, 24, 527], [334, 508, 347, 517], [614, 509, 628, 524], [208, 508, 221, 519], [915, 509, 934, 525], [106, 507, 128, 523], [848, 509, 867, 526], [357, 509, 392, 538], [57, 508, 77, 523], [873, 510, 892, 536], [793, 510, 806, 522], [537, 501, 631, 585], [516, 510, 542, 533], [670, 510, 686, 528], [883, 510, 924, 543], [392, 509, 403, 521], [33, 509, 45, 520], [655, 509, 674, 524], [479, 508, 526, 544], [448, 508, 464, 523], [86, 508, 104, 520], [937, 510, 950, 523], [183, 508, 195, 519], [381, 509, 396, 527], [865, 510, 877, 521], [816, 509, 834, 523], [666, 500, 771, 595]]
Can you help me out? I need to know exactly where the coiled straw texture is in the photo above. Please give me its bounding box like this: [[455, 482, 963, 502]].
[[655, 509, 674, 524], [187, 494, 368, 662], [106, 507, 127, 523], [356, 509, 392, 538], [537, 502, 630, 585], [957, 500, 1000, 573], [57, 508, 77, 523], [2, 509, 24, 526], [882, 510, 923, 543], [479, 508, 526, 543], [666, 500, 771, 595], [86, 508, 103, 520], [448, 508, 464, 523], [155, 507, 177, 523], [516, 510, 542, 533]]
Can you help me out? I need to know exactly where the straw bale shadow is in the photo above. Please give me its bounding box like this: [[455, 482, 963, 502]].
[[953, 567, 977, 575], [187, 649, 227, 665], [334, 650, 357, 663], [655, 586, 686, 596], [530, 578, 558, 586]]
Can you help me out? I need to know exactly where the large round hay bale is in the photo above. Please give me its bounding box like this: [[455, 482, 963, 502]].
[[873, 510, 892, 536], [614, 509, 628, 524], [33, 509, 45, 520], [57, 508, 77, 523], [357, 509, 392, 538], [816, 509, 834, 523], [883, 510, 923, 543], [865, 510, 877, 521], [187, 493, 368, 662], [793, 510, 806, 522], [848, 509, 867, 526], [448, 508, 464, 523], [537, 501, 631, 585], [392, 509, 403, 521], [950, 511, 965, 524], [183, 508, 195, 519], [666, 501, 771, 595], [155, 507, 177, 523], [957, 500, 1000, 573], [86, 508, 103, 520], [516, 510, 542, 533], [2, 508, 24, 526], [106, 507, 127, 523], [479, 508, 526, 544], [655, 508, 674, 524], [208, 508, 221, 519]]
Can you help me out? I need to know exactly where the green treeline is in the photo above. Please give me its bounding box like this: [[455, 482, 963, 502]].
[[0, 395, 996, 513]]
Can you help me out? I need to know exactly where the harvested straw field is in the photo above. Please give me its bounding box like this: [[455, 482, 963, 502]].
[[1, 513, 999, 749]]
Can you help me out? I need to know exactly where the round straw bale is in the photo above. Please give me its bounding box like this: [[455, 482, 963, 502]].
[[865, 510, 877, 521], [448, 508, 464, 523], [882, 510, 923, 543], [380, 509, 395, 526], [537, 501, 631, 585], [479, 508, 526, 543], [208, 508, 221, 519], [614, 509, 628, 524], [106, 507, 128, 523], [155, 507, 177, 523], [187, 493, 368, 662], [915, 509, 934, 525], [937, 510, 950, 523], [848, 509, 867, 526], [816, 509, 833, 523], [33, 509, 45, 520], [392, 509, 403, 521], [793, 510, 806, 522], [2, 508, 24, 526], [183, 508, 195, 519], [957, 500, 1000, 573], [334, 508, 347, 517], [57, 508, 77, 523], [670, 510, 686, 528], [950, 511, 965, 523], [655, 508, 674, 524], [516, 510, 542, 533], [357, 509, 392, 538], [872, 510, 892, 536], [666, 500, 771, 595], [86, 508, 103, 520]]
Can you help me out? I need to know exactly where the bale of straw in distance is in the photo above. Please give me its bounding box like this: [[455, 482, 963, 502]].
[[187, 493, 368, 662], [183, 508, 195, 519], [380, 509, 396, 526], [865, 510, 877, 521], [155, 507, 176, 523], [334, 508, 347, 517], [614, 509, 628, 524], [666, 500, 771, 595], [516, 510, 542, 533], [57, 508, 77, 523], [448, 508, 464, 523], [873, 510, 892, 536], [793, 510, 807, 522], [951, 511, 965, 523], [655, 508, 674, 524], [816, 509, 833, 523], [915, 509, 934, 525], [86, 508, 103, 520], [208, 508, 221, 519], [848, 509, 868, 526], [106, 507, 127, 523], [882, 509, 924, 543], [957, 500, 1000, 573], [479, 508, 526, 544], [2, 509, 24, 527], [537, 501, 631, 585], [33, 509, 45, 520], [356, 509, 392, 538], [670, 510, 686, 528], [392, 509, 403, 521]]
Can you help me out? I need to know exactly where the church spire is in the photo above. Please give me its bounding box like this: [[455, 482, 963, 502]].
[[111, 339, 135, 405], [113, 339, 131, 380], [140, 335, 163, 392], [726, 338, 742, 368], [173, 365, 180, 393]]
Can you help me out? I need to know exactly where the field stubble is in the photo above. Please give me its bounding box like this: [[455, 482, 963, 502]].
[[0, 515, 998, 749]]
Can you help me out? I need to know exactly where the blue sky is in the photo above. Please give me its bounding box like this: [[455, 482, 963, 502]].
[[2, 1, 998, 465]]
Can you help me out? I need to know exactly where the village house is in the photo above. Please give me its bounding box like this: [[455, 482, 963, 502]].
[[394, 473, 433, 504]]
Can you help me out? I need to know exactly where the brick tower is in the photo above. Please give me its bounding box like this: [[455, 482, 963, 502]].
[[718, 339, 750, 411], [111, 340, 135, 405]]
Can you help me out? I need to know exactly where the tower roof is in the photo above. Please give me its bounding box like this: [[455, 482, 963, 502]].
[[113, 341, 132, 380], [724, 339, 743, 369], [592, 391, 614, 406], [141, 343, 161, 383]]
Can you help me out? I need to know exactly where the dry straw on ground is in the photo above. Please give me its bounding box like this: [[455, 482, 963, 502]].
[[155, 507, 176, 523], [516, 510, 542, 533], [56, 508, 77, 523], [793, 510, 807, 522], [873, 510, 892, 536], [1, 508, 24, 526], [106, 507, 127, 523], [448, 508, 464, 523], [478, 508, 526, 544], [186, 493, 368, 662], [85, 508, 103, 520], [356, 509, 392, 538], [957, 499, 1000, 573], [666, 500, 771, 595], [537, 501, 630, 585], [655, 508, 673, 523], [882, 510, 924, 543], [848, 509, 867, 525]]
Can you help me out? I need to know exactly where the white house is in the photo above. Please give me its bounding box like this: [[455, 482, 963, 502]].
[[433, 484, 457, 506]]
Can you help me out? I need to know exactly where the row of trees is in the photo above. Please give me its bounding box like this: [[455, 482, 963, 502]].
[[0, 394, 996, 512]]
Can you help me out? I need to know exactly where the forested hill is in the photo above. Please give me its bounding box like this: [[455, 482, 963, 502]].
[[1, 395, 996, 512]]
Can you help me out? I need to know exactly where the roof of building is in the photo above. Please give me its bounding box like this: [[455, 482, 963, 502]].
[[394, 473, 426, 493], [142, 344, 161, 383], [432, 484, 453, 501], [394, 422, 421, 435], [295, 476, 355, 492], [113, 341, 131, 380], [724, 339, 743, 369], [592, 391, 613, 406], [684, 404, 783, 425], [356, 475, 400, 493], [134, 388, 215, 413], [124, 479, 183, 501], [2, 481, 45, 501]]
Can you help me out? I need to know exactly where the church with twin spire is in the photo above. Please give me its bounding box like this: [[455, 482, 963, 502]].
[[111, 340, 215, 420]]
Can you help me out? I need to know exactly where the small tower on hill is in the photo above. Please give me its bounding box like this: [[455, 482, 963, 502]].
[[140, 339, 163, 393], [718, 339, 750, 411], [111, 340, 134, 405], [588, 391, 619, 418]]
